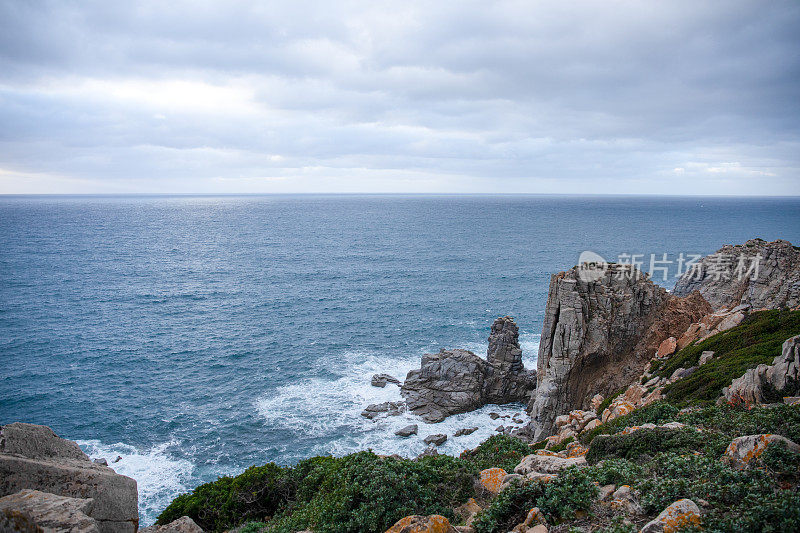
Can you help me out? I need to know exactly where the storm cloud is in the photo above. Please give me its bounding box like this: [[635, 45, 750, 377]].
[[1, 0, 799, 194]]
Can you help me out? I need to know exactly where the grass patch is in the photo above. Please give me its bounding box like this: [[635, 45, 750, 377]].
[[658, 310, 800, 406]]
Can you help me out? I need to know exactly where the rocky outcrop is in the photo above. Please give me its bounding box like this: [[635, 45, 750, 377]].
[[140, 516, 204, 533], [372, 374, 401, 388], [673, 239, 800, 311], [385, 514, 457, 533], [0, 423, 138, 533], [723, 434, 800, 469], [722, 335, 800, 405], [0, 489, 100, 533], [640, 499, 701, 533], [526, 264, 709, 440], [401, 317, 536, 422]]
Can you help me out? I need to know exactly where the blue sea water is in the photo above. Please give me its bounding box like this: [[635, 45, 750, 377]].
[[1, 194, 800, 524]]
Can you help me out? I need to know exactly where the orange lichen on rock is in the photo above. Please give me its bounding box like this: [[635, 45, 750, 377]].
[[641, 499, 701, 533], [479, 467, 507, 494], [724, 433, 800, 469], [385, 514, 457, 533]]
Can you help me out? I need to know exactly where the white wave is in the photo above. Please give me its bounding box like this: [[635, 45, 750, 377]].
[[77, 439, 194, 527], [254, 339, 536, 463]]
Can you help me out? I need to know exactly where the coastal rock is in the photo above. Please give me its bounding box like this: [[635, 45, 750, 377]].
[[423, 434, 447, 446], [401, 317, 536, 423], [453, 427, 478, 437], [526, 264, 710, 440], [395, 425, 418, 437], [640, 499, 701, 533], [514, 451, 586, 475], [722, 335, 800, 405], [672, 239, 800, 311], [386, 514, 457, 533], [140, 516, 204, 533], [478, 468, 506, 494], [0, 489, 100, 533], [723, 434, 800, 469], [372, 374, 401, 388], [362, 401, 405, 419], [0, 422, 138, 533]]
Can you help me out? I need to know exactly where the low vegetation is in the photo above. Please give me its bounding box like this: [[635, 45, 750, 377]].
[[658, 310, 800, 406]]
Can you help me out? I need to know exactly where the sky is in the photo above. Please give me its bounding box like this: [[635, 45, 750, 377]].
[[1, 0, 799, 195]]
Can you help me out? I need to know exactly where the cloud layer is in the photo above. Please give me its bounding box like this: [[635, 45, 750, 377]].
[[1, 0, 799, 194]]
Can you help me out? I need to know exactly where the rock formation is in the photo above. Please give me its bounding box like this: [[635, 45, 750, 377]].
[[722, 335, 800, 405], [401, 317, 536, 422], [673, 238, 800, 311], [0, 422, 138, 533], [0, 489, 100, 533], [526, 264, 710, 440]]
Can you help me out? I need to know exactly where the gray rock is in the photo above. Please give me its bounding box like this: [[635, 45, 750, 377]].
[[453, 427, 479, 437], [139, 516, 204, 533], [526, 264, 693, 440], [489, 412, 500, 420], [640, 499, 701, 533], [416, 444, 439, 459], [423, 434, 447, 446], [395, 425, 418, 437], [371, 373, 400, 388], [722, 335, 800, 405], [361, 401, 404, 419], [401, 317, 536, 422], [673, 239, 800, 311], [0, 423, 138, 533], [93, 458, 108, 466], [698, 351, 715, 365], [495, 425, 505, 433], [0, 489, 100, 533]]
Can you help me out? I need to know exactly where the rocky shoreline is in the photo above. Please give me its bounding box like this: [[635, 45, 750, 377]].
[[2, 238, 800, 533]]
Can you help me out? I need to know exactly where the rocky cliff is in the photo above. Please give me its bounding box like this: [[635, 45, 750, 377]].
[[673, 238, 800, 310], [0, 422, 139, 533], [401, 317, 536, 422], [526, 264, 710, 440]]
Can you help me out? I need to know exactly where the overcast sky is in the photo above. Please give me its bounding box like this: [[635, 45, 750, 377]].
[[1, 1, 799, 195]]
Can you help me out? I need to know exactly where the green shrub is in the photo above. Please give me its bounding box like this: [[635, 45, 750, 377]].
[[472, 479, 545, 533], [460, 434, 535, 472], [677, 404, 800, 443], [758, 441, 800, 483], [659, 310, 800, 406], [157, 463, 292, 532], [585, 427, 726, 464], [548, 436, 574, 453], [584, 458, 644, 487], [472, 468, 596, 533], [700, 489, 800, 533]]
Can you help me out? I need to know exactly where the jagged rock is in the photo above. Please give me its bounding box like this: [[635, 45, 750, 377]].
[[0, 489, 100, 533], [0, 423, 138, 533], [395, 425, 418, 437], [514, 451, 586, 475], [402, 317, 536, 423], [673, 239, 800, 311], [640, 498, 701, 533], [454, 498, 482, 527], [478, 468, 506, 494], [526, 264, 710, 440], [601, 399, 634, 423], [698, 351, 715, 365], [140, 516, 204, 533], [656, 337, 677, 357], [423, 434, 447, 446], [453, 427, 478, 437], [722, 335, 800, 405], [489, 413, 500, 420], [723, 434, 800, 469], [371, 373, 401, 388], [92, 458, 108, 466], [361, 401, 405, 419], [609, 484, 643, 515], [589, 394, 604, 412], [416, 445, 439, 459], [495, 425, 505, 433], [385, 514, 457, 533]]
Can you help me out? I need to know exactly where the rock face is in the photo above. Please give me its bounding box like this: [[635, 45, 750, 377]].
[[673, 239, 800, 311], [527, 264, 710, 440], [0, 423, 139, 533], [722, 335, 800, 405], [0, 489, 100, 533], [401, 317, 536, 422]]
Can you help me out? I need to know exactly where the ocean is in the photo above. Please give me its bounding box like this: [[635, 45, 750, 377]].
[[2, 194, 799, 524]]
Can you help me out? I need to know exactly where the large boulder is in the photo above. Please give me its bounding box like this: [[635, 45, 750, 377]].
[[0, 489, 100, 533], [672, 239, 800, 311], [526, 264, 709, 440], [640, 499, 701, 533], [514, 451, 586, 475], [401, 317, 536, 422], [723, 434, 800, 469], [0, 423, 138, 533], [140, 516, 204, 533], [722, 335, 800, 405], [385, 514, 457, 533]]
